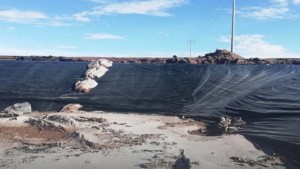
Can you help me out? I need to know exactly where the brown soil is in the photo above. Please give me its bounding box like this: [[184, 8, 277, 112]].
[[0, 126, 69, 142]]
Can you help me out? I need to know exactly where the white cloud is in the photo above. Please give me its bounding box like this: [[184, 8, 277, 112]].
[[86, 0, 110, 3], [238, 0, 297, 20], [55, 45, 76, 49], [0, 9, 72, 27], [0, 9, 47, 23], [74, 13, 91, 22], [38, 21, 71, 27], [84, 33, 124, 40], [45, 15, 73, 26], [220, 36, 231, 43], [158, 31, 170, 36], [74, 0, 188, 22], [293, 0, 300, 5], [220, 34, 299, 58]]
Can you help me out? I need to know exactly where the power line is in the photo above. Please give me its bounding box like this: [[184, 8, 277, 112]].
[[190, 0, 226, 53], [191, 0, 224, 41], [187, 40, 196, 58], [185, 0, 235, 55]]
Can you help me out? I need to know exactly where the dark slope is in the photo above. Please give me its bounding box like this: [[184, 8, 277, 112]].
[[0, 61, 299, 165]]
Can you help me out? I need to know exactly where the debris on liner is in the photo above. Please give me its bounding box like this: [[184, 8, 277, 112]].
[[75, 59, 113, 93], [187, 116, 246, 136]]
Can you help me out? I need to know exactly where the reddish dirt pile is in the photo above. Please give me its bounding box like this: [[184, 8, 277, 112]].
[[0, 126, 69, 142]]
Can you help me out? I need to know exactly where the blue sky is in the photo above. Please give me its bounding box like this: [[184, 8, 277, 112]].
[[0, 0, 299, 58]]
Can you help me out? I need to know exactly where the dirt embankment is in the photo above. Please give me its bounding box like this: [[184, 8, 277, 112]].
[[1, 49, 300, 64]]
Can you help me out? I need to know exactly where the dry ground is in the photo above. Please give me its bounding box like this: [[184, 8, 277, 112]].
[[0, 111, 285, 169]]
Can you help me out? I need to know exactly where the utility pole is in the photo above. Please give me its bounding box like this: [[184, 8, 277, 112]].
[[231, 0, 236, 53], [187, 40, 195, 58]]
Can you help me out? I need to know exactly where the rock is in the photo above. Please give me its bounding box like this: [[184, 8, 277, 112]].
[[3, 102, 32, 117], [166, 59, 176, 63], [47, 115, 78, 127], [174, 150, 191, 169], [199, 49, 246, 64], [150, 141, 160, 146], [173, 55, 179, 63], [218, 117, 231, 133], [206, 116, 246, 135], [229, 155, 283, 167], [87, 61, 100, 69], [87, 59, 113, 69], [190, 161, 200, 165], [60, 104, 83, 112], [231, 117, 246, 127], [140, 58, 151, 63], [84, 66, 108, 79], [139, 155, 174, 169], [140, 163, 150, 168], [227, 126, 239, 134], [26, 117, 65, 132], [74, 116, 106, 123], [187, 58, 198, 64], [178, 58, 189, 64], [98, 59, 113, 68], [188, 129, 204, 135], [75, 78, 98, 93], [206, 116, 231, 135]]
